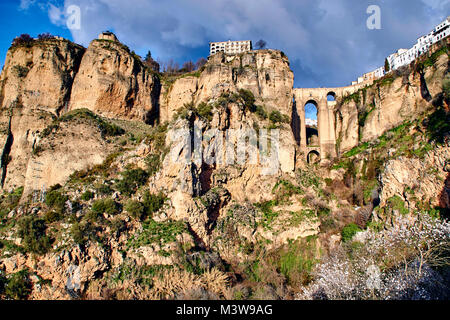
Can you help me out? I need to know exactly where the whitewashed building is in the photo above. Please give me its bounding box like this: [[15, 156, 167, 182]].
[[385, 16, 449, 72], [209, 40, 252, 56], [433, 16, 450, 43]]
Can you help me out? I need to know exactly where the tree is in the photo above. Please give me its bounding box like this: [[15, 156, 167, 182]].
[[195, 57, 207, 70], [384, 58, 390, 72], [144, 50, 160, 72], [144, 50, 152, 61], [38, 33, 54, 40], [182, 60, 195, 73], [12, 34, 33, 47], [255, 39, 267, 50]]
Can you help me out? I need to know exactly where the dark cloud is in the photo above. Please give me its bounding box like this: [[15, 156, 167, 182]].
[[45, 0, 449, 87]]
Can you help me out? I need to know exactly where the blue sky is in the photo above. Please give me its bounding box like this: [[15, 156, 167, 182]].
[[1, 0, 449, 93]]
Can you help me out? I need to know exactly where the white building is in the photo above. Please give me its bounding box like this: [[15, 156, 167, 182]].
[[433, 16, 450, 43], [209, 40, 252, 56], [385, 16, 449, 71]]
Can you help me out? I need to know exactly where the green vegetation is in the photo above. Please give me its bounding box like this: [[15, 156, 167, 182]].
[[278, 238, 318, 286], [69, 221, 97, 246], [0, 187, 24, 219], [196, 102, 213, 122], [124, 200, 144, 220], [342, 92, 360, 104], [41, 108, 124, 139], [17, 216, 51, 255], [1, 269, 32, 300], [81, 190, 95, 201], [296, 168, 320, 189], [115, 168, 149, 196], [343, 142, 369, 157], [272, 179, 303, 203], [90, 198, 120, 220], [385, 195, 409, 216], [341, 223, 362, 242], [125, 192, 166, 221], [45, 187, 68, 213], [128, 219, 186, 248], [418, 44, 449, 69], [13, 65, 29, 78], [69, 152, 122, 184], [253, 105, 268, 120], [254, 200, 278, 228], [424, 105, 450, 144], [269, 110, 290, 124]]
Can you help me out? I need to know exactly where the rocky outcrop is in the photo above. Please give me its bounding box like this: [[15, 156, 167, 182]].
[[69, 39, 161, 123], [0, 39, 85, 114], [160, 50, 294, 123], [335, 42, 449, 154], [0, 39, 86, 193], [378, 144, 450, 209]]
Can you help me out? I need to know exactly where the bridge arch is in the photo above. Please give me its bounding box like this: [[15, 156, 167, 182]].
[[307, 150, 320, 164], [304, 100, 319, 147], [327, 91, 336, 102]]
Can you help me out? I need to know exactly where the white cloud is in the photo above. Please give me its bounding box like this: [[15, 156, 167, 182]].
[[19, 0, 36, 10], [47, 0, 450, 87], [48, 4, 65, 26]]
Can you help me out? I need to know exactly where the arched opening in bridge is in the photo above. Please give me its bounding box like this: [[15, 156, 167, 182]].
[[327, 92, 336, 102], [291, 95, 300, 145], [304, 100, 318, 147], [307, 150, 320, 164]]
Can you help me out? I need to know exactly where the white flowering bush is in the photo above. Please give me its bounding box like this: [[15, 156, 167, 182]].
[[298, 214, 450, 300]]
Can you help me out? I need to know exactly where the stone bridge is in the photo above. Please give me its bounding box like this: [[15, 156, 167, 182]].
[[292, 83, 367, 163]]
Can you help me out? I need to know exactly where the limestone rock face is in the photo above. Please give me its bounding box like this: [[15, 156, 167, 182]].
[[336, 51, 449, 154], [378, 144, 450, 209], [0, 39, 86, 194], [0, 39, 85, 113], [69, 39, 160, 122], [160, 50, 294, 123]]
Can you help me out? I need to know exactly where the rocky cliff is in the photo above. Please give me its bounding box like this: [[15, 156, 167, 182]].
[[160, 50, 294, 123], [335, 41, 449, 154], [69, 38, 161, 123], [0, 34, 448, 300]]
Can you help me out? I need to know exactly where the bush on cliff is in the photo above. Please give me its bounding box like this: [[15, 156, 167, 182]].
[[17, 216, 52, 255]]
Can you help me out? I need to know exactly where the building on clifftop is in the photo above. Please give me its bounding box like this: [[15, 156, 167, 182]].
[[209, 40, 252, 56]]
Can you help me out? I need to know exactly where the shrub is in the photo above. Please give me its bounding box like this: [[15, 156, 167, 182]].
[[238, 89, 256, 110], [37, 33, 54, 40], [12, 34, 34, 47], [279, 238, 317, 286], [196, 102, 213, 122], [124, 200, 144, 220], [253, 105, 268, 119], [81, 190, 95, 201], [341, 223, 362, 242], [17, 216, 51, 255], [13, 65, 29, 78], [43, 109, 124, 139], [44, 210, 63, 224], [142, 191, 166, 218], [70, 221, 96, 246], [4, 270, 32, 300], [45, 190, 68, 212], [91, 198, 120, 218], [115, 168, 149, 196], [145, 154, 161, 176], [269, 110, 289, 124]]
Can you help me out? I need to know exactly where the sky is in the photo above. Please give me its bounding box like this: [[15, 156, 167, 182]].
[[1, 0, 449, 92]]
